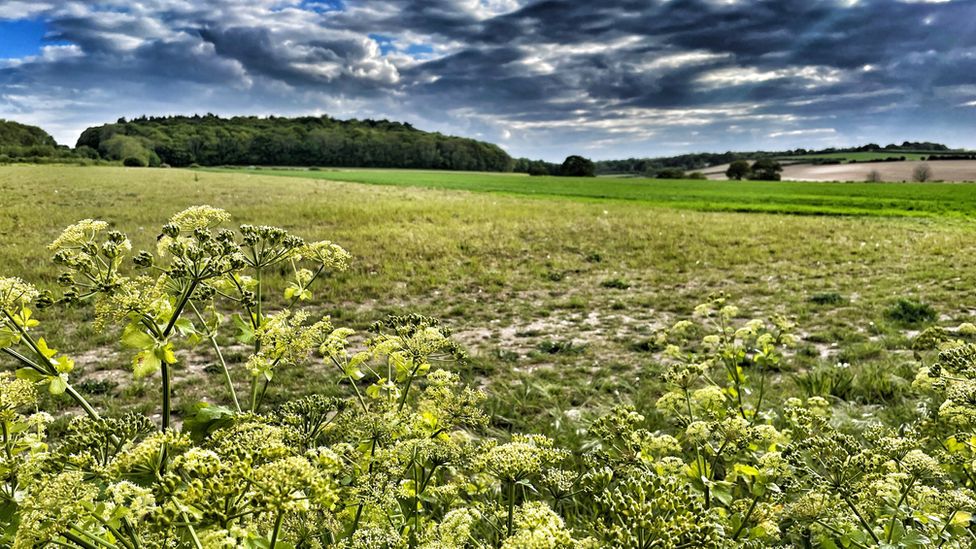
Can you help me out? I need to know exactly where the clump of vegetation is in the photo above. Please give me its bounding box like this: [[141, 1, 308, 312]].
[[537, 339, 587, 354], [809, 291, 845, 305], [599, 277, 631, 289], [913, 163, 934, 182], [1, 209, 976, 547], [886, 298, 937, 325]]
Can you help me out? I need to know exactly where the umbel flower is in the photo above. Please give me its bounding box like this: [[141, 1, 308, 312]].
[[0, 277, 38, 313]]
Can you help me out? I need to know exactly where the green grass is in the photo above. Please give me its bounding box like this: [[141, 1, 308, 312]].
[[212, 166, 976, 218], [2, 165, 976, 438]]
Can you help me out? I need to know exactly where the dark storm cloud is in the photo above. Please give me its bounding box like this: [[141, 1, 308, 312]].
[[1, 0, 975, 158]]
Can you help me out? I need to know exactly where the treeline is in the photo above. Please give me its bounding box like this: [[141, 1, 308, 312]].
[[0, 120, 102, 164], [595, 152, 752, 176], [75, 114, 514, 171]]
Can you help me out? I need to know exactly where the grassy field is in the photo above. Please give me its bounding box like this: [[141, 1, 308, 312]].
[[213, 166, 976, 217], [2, 165, 976, 440]]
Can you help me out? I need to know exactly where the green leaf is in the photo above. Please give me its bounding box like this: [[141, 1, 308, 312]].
[[183, 402, 237, 443], [0, 328, 19, 348], [233, 313, 255, 344], [121, 323, 155, 350], [132, 350, 162, 379], [156, 343, 177, 365], [47, 374, 68, 395], [15, 368, 43, 382], [35, 338, 57, 359]]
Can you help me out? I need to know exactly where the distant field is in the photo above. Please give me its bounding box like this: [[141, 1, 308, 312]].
[[781, 159, 976, 183], [778, 151, 933, 162], [214, 166, 976, 218]]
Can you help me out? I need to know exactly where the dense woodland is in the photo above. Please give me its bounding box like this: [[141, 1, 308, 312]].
[[75, 114, 515, 171], [0, 119, 87, 164]]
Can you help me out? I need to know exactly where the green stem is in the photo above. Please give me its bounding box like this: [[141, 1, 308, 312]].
[[732, 495, 761, 540], [842, 493, 881, 545], [506, 481, 516, 537], [62, 531, 101, 549], [269, 510, 284, 548], [190, 302, 240, 412], [1, 333, 100, 421], [886, 475, 917, 543], [159, 280, 199, 431]]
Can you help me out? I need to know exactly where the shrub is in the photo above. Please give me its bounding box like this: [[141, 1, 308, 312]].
[[809, 291, 845, 305], [600, 277, 631, 289], [886, 298, 937, 325], [913, 163, 933, 182], [122, 156, 146, 167]]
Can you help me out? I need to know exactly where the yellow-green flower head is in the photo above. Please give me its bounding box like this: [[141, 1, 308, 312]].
[[901, 449, 943, 479], [0, 277, 38, 312], [48, 219, 108, 250], [424, 507, 478, 548], [692, 386, 726, 413], [109, 430, 192, 478], [14, 471, 98, 549], [501, 501, 575, 549], [959, 322, 976, 336], [169, 205, 231, 232], [298, 240, 352, 271], [0, 372, 37, 411], [482, 434, 562, 483], [107, 481, 157, 520]]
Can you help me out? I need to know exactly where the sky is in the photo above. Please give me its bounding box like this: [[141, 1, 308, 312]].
[[1, 0, 975, 161]]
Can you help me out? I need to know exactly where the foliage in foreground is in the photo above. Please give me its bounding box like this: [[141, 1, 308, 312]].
[[0, 207, 975, 547]]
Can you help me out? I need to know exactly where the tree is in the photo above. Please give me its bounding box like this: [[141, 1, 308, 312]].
[[559, 155, 596, 177], [750, 158, 783, 181], [655, 167, 686, 179], [913, 163, 933, 182], [726, 160, 751, 180]]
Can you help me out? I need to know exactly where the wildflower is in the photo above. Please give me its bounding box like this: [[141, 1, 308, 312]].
[[482, 435, 565, 483], [107, 481, 157, 520], [501, 502, 576, 549], [298, 240, 352, 271], [168, 205, 231, 232], [48, 219, 109, 250], [0, 372, 36, 410], [0, 277, 38, 313], [14, 471, 98, 549]]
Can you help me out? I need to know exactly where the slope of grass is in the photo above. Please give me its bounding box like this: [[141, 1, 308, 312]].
[[212, 166, 976, 218]]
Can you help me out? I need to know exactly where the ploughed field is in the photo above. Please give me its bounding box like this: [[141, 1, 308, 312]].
[[2, 165, 976, 438]]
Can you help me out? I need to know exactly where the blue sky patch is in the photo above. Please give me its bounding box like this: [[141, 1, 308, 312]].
[[0, 19, 50, 58], [369, 33, 396, 55]]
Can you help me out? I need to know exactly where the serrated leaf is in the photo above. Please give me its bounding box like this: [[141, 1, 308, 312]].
[[156, 343, 177, 365], [47, 374, 68, 395], [133, 350, 161, 379], [15, 368, 43, 382], [0, 328, 19, 348], [35, 338, 57, 359], [121, 323, 155, 350], [233, 313, 255, 344]]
